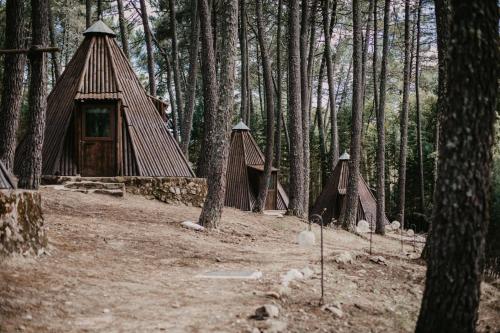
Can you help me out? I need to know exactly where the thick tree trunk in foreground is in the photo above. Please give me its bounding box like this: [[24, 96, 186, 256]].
[[396, 0, 411, 230], [0, 0, 26, 171], [415, 1, 498, 331], [117, 0, 130, 58], [139, 0, 156, 96], [169, 0, 184, 129], [286, 0, 305, 217], [415, 0, 425, 215], [254, 0, 275, 213], [274, 0, 283, 169], [316, 56, 328, 186], [180, 0, 200, 157], [198, 0, 238, 229], [375, 0, 391, 235], [340, 0, 363, 231], [18, 0, 49, 190]]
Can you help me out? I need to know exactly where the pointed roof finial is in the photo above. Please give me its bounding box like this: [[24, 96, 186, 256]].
[[83, 20, 116, 37], [232, 119, 250, 131]]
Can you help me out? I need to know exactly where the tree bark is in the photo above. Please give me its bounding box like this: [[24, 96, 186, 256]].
[[415, 0, 425, 214], [169, 0, 184, 131], [254, 0, 275, 213], [316, 55, 328, 186], [18, 0, 49, 189], [416, 0, 498, 331], [117, 0, 130, 58], [374, 0, 391, 235], [180, 0, 200, 157], [340, 0, 363, 231], [0, 0, 26, 172], [198, 0, 238, 228], [139, 0, 157, 96], [48, 1, 60, 81], [97, 0, 102, 19], [86, 0, 92, 28], [396, 0, 411, 230], [286, 0, 305, 217], [274, 0, 283, 169], [372, 0, 378, 120], [239, 0, 249, 123], [322, 0, 339, 171]]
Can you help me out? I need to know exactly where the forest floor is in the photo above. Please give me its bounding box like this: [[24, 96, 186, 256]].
[[1, 187, 499, 333]]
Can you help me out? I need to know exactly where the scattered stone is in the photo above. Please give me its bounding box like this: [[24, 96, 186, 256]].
[[369, 256, 388, 266], [181, 221, 205, 231], [301, 267, 314, 279], [297, 230, 315, 247], [281, 269, 304, 287], [406, 229, 415, 237], [23, 313, 32, 320], [332, 251, 356, 265], [251, 304, 280, 320], [322, 303, 344, 318], [265, 291, 281, 299], [103, 308, 110, 314], [261, 320, 287, 333]]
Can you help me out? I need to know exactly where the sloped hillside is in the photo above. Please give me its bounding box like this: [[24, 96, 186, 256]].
[[1, 188, 498, 332]]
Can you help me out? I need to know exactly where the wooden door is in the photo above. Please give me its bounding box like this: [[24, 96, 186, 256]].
[[265, 173, 277, 210], [80, 104, 115, 177]]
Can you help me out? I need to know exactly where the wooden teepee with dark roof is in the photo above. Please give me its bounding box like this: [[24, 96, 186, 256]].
[[15, 21, 194, 178], [310, 152, 389, 225], [225, 121, 289, 211]]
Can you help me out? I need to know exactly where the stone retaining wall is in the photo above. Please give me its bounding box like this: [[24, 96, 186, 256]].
[[0, 190, 47, 256], [43, 176, 207, 207]]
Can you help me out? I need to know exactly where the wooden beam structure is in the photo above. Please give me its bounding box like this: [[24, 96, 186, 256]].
[[0, 46, 59, 55]]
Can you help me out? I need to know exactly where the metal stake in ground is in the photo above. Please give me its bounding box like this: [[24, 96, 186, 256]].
[[310, 210, 326, 306], [367, 213, 374, 255]]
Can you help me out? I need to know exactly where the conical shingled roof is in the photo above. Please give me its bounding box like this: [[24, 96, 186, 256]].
[[310, 156, 389, 225], [14, 22, 194, 178], [225, 124, 289, 211]]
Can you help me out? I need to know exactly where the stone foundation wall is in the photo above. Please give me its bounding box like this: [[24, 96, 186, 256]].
[[0, 190, 47, 256], [123, 177, 207, 207], [43, 176, 207, 207]]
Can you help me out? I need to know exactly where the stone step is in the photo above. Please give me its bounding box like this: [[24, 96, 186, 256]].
[[64, 181, 125, 191]]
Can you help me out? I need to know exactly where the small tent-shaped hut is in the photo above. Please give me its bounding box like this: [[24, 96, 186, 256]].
[[310, 152, 388, 225], [0, 162, 16, 189], [225, 121, 289, 211], [15, 21, 194, 178]]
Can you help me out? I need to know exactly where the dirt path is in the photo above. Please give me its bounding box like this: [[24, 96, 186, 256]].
[[1, 188, 498, 332]]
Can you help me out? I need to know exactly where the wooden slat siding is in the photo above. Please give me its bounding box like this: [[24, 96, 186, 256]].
[[310, 158, 389, 224], [108, 38, 193, 177], [241, 130, 289, 210], [0, 161, 16, 189], [16, 30, 193, 178], [55, 117, 77, 175], [225, 131, 251, 210]]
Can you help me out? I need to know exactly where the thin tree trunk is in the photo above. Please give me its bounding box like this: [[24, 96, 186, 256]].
[[18, 0, 49, 189], [180, 0, 200, 157], [254, 0, 275, 213], [117, 0, 130, 58], [139, 0, 156, 96], [169, 0, 184, 129], [274, 0, 283, 169], [340, 0, 363, 231], [86, 0, 92, 27], [416, 0, 497, 331], [239, 0, 248, 123], [415, 0, 425, 214], [396, 0, 411, 230], [322, 0, 339, 171], [287, 0, 305, 217], [48, 1, 60, 81], [372, 0, 378, 120], [0, 0, 26, 171], [374, 0, 391, 235], [300, 0, 311, 214], [198, 0, 238, 228], [97, 0, 102, 19], [316, 55, 328, 186]]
